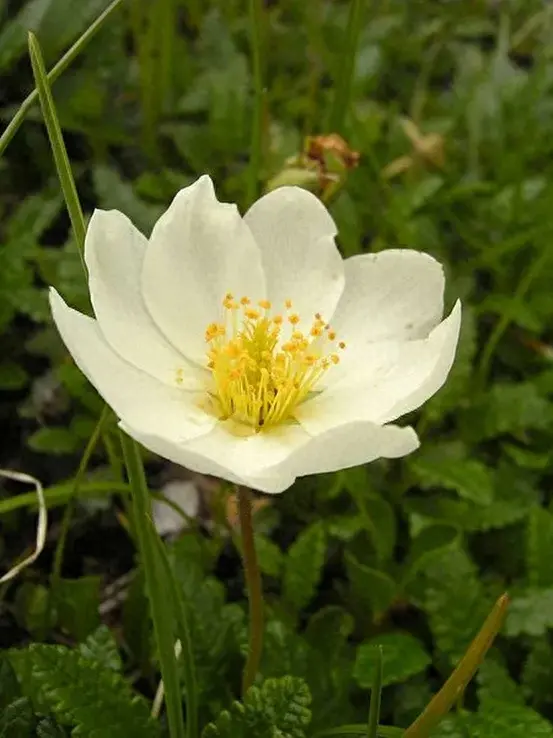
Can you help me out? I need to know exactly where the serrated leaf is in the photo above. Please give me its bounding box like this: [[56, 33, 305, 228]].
[[78, 626, 122, 672], [410, 450, 493, 505], [522, 637, 553, 708], [433, 701, 553, 737], [283, 522, 326, 611], [460, 383, 552, 441], [404, 525, 460, 583], [36, 718, 68, 737], [476, 658, 524, 706], [345, 552, 397, 620], [8, 644, 159, 738], [0, 657, 22, 708], [254, 534, 284, 578], [202, 676, 312, 738], [409, 547, 489, 662], [504, 588, 553, 637], [0, 696, 35, 738], [354, 633, 431, 688], [404, 462, 538, 532], [527, 507, 553, 587]]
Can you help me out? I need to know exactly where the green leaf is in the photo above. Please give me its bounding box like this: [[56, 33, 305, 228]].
[[27, 427, 82, 455], [14, 583, 52, 640], [8, 644, 159, 738], [345, 552, 397, 620], [202, 676, 312, 738], [460, 383, 552, 441], [254, 534, 284, 578], [283, 522, 326, 611], [476, 658, 524, 706], [409, 547, 489, 662], [527, 507, 553, 587], [504, 588, 553, 637], [54, 577, 101, 641], [0, 658, 21, 708], [432, 701, 553, 737], [354, 633, 431, 688], [522, 636, 553, 708], [36, 718, 68, 737], [0, 696, 35, 738], [409, 445, 494, 505], [78, 626, 122, 672]]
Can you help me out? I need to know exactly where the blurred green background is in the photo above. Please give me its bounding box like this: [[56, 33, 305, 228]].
[[2, 1, 553, 736]]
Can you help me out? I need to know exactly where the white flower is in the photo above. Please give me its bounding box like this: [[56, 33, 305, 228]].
[[49, 175, 461, 494]]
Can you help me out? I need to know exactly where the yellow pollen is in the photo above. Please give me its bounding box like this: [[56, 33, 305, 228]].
[[328, 330, 336, 341], [204, 293, 344, 430], [339, 341, 346, 349]]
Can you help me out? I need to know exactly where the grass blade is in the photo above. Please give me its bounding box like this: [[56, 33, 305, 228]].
[[328, 0, 364, 132], [367, 646, 384, 738], [27, 31, 86, 265], [151, 520, 199, 738], [404, 594, 509, 737], [121, 432, 186, 738]]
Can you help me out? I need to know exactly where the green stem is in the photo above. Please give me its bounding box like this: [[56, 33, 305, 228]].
[[238, 486, 264, 696], [0, 0, 123, 158], [328, 0, 364, 132], [120, 433, 186, 738], [51, 404, 111, 585], [367, 646, 383, 738], [151, 521, 199, 738], [247, 0, 265, 205], [403, 594, 509, 738], [27, 32, 87, 265]]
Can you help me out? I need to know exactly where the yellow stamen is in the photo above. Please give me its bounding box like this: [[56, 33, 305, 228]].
[[204, 295, 344, 430]]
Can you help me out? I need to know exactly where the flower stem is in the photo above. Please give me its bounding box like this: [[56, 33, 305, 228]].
[[237, 486, 264, 696]]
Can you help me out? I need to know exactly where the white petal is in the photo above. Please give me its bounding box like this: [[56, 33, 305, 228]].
[[295, 301, 461, 434], [120, 421, 308, 494], [85, 209, 200, 388], [279, 421, 419, 478], [244, 186, 345, 329], [50, 289, 215, 442], [123, 415, 418, 496], [142, 176, 266, 365], [332, 250, 445, 344]]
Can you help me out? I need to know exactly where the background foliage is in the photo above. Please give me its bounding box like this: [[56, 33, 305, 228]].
[[1, 0, 553, 736]]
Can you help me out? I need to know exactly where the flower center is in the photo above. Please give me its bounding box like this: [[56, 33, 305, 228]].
[[204, 293, 345, 430]]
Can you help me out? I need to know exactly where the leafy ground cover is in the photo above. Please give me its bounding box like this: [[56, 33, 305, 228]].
[[2, 0, 553, 736]]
